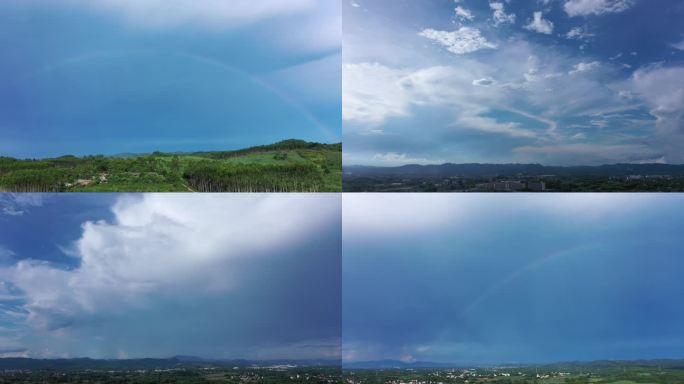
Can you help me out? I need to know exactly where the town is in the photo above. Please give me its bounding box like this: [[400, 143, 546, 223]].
[[343, 173, 684, 192], [342, 361, 684, 384], [0, 364, 342, 384]]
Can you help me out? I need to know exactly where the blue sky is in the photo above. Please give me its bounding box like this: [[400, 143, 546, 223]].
[[0, 0, 340, 158], [0, 194, 341, 360], [343, 0, 684, 166], [343, 194, 684, 365]]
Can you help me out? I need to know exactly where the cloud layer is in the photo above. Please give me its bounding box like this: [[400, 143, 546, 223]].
[[564, 0, 636, 17], [343, 0, 683, 165], [0, 194, 341, 359], [0, 194, 45, 216], [419, 28, 497, 55], [343, 39, 661, 164], [80, 0, 316, 28]]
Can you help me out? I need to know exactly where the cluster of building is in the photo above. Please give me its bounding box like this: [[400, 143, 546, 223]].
[[624, 174, 672, 181], [64, 173, 108, 188], [475, 180, 545, 191], [536, 371, 571, 379]]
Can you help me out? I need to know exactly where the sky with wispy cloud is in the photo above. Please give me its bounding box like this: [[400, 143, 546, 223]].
[[0, 194, 341, 359], [343, 194, 684, 365], [343, 0, 684, 166], [0, 0, 340, 158]]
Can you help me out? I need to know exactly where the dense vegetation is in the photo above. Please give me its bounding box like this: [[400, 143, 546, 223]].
[[343, 174, 684, 192], [0, 358, 341, 383], [344, 163, 684, 192], [0, 366, 341, 384], [344, 359, 684, 384], [0, 140, 341, 192]]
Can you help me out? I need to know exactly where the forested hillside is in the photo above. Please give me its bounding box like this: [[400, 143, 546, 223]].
[[0, 140, 341, 192]]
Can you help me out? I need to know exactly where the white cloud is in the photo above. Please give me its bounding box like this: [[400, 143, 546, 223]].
[[343, 61, 544, 140], [343, 63, 413, 125], [513, 143, 661, 164], [419, 27, 497, 55], [632, 66, 684, 115], [342, 0, 676, 165], [630, 65, 684, 162], [279, 0, 341, 53], [343, 24, 668, 164], [344, 63, 508, 128], [454, 113, 539, 138], [0, 194, 340, 357], [79, 0, 316, 29], [454, 6, 474, 21], [343, 194, 467, 239], [490, 2, 516, 26], [565, 26, 594, 40], [416, 345, 432, 354], [346, 61, 582, 160], [0, 194, 44, 216], [372, 153, 432, 165], [344, 42, 623, 140], [344, 194, 659, 242], [671, 36, 684, 51], [569, 61, 600, 74], [590, 118, 609, 128], [472, 77, 496, 86], [58, 0, 340, 53], [0, 349, 29, 358], [524, 11, 554, 34], [639, 156, 666, 164], [564, 0, 635, 17]]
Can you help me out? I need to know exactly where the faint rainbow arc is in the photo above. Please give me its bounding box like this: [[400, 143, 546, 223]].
[[15, 50, 338, 142], [462, 242, 602, 316]]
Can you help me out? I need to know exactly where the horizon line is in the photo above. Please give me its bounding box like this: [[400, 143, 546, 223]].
[[342, 355, 684, 368], [1, 139, 342, 161], [344, 162, 682, 168]]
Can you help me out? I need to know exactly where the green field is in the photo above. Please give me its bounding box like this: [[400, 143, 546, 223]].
[[0, 140, 342, 192]]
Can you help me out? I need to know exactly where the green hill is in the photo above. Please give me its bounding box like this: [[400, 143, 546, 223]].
[[0, 140, 342, 192]]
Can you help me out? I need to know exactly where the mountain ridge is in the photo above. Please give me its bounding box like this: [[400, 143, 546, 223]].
[[343, 357, 684, 369], [345, 162, 684, 177], [0, 357, 340, 370]]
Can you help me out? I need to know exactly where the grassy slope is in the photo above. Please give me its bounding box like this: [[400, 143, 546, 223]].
[[0, 140, 342, 192]]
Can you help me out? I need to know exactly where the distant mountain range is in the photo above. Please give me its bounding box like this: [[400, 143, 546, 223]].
[[0, 357, 340, 370], [343, 358, 684, 370], [3, 356, 683, 371], [343, 360, 457, 369], [345, 163, 684, 177]]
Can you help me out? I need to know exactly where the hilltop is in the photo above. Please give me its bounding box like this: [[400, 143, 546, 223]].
[[0, 140, 342, 192]]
